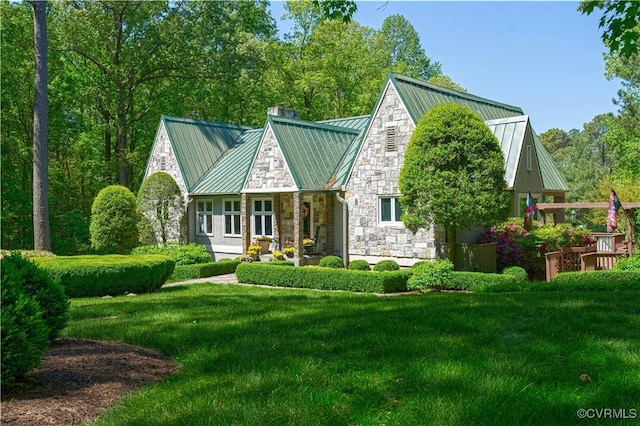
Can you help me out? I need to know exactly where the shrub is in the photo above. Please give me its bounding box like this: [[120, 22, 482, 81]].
[[236, 263, 410, 293], [90, 185, 140, 254], [167, 260, 240, 282], [34, 255, 175, 298], [137, 171, 185, 245], [551, 270, 640, 290], [1, 259, 50, 388], [319, 255, 343, 269], [348, 260, 371, 271], [373, 259, 400, 272], [613, 252, 640, 271], [1, 253, 69, 340], [132, 243, 211, 265], [271, 251, 284, 261], [449, 271, 517, 291], [284, 246, 295, 257], [407, 259, 453, 291], [502, 266, 529, 282]]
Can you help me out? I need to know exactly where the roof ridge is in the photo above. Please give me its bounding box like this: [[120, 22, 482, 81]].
[[161, 114, 255, 130], [268, 115, 361, 135], [389, 73, 523, 113]]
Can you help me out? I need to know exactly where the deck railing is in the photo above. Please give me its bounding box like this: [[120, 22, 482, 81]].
[[545, 244, 628, 282]]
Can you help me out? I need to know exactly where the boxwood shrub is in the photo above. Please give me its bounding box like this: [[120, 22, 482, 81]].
[[34, 255, 175, 298], [476, 270, 640, 293], [236, 263, 410, 293], [167, 259, 240, 282], [348, 260, 371, 271], [373, 259, 400, 271], [449, 271, 517, 291], [132, 243, 211, 265], [319, 255, 343, 269], [501, 266, 529, 282]]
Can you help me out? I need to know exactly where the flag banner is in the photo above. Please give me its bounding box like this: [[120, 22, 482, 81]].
[[606, 189, 621, 232], [524, 191, 537, 229]]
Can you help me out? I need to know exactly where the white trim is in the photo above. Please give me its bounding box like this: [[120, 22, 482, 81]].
[[209, 244, 243, 255], [251, 197, 274, 238], [223, 197, 242, 236], [241, 188, 292, 194], [196, 199, 214, 236], [378, 195, 403, 225]]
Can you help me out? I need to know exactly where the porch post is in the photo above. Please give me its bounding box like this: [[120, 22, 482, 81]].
[[293, 192, 303, 265], [241, 193, 251, 255]]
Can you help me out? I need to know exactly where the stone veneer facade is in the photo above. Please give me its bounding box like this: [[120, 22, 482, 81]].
[[144, 122, 188, 243], [244, 126, 296, 191], [345, 83, 437, 261]]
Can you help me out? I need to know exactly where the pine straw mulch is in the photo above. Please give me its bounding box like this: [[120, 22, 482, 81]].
[[1, 338, 179, 426]]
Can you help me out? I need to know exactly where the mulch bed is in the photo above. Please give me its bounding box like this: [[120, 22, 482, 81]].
[[1, 338, 178, 426]]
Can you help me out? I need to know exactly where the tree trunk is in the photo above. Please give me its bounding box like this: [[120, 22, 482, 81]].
[[446, 226, 456, 268], [32, 0, 51, 251]]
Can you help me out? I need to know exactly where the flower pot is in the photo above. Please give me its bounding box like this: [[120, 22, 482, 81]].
[[258, 241, 270, 254]]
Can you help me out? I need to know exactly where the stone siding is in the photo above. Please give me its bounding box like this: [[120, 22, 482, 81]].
[[245, 126, 296, 190], [345, 83, 437, 260]]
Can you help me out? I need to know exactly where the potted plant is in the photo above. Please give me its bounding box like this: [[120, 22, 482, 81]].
[[303, 238, 314, 255], [271, 251, 284, 261], [255, 236, 272, 253], [284, 246, 295, 258], [248, 243, 261, 261]]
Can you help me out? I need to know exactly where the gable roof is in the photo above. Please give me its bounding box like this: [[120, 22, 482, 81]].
[[389, 73, 524, 123], [191, 128, 263, 194], [160, 115, 254, 190], [267, 115, 362, 190]]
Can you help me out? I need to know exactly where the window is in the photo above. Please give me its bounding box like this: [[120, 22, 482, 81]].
[[379, 196, 402, 223], [196, 200, 214, 236], [385, 126, 397, 152], [252, 198, 273, 237], [526, 145, 532, 171], [224, 199, 241, 236]]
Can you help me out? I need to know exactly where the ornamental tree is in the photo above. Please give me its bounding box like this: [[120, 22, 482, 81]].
[[90, 185, 140, 254], [137, 172, 185, 245], [398, 103, 511, 265]]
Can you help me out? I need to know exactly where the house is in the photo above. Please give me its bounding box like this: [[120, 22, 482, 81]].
[[142, 73, 569, 266]]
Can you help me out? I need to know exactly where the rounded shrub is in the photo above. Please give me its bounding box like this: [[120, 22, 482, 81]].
[[1, 257, 51, 388], [501, 266, 529, 282], [1, 253, 69, 340], [90, 185, 140, 254], [373, 259, 400, 272], [132, 243, 211, 265], [407, 259, 453, 291], [348, 260, 371, 271], [319, 255, 343, 269]]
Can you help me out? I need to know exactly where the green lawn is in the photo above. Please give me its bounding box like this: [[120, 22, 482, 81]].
[[64, 283, 640, 425]]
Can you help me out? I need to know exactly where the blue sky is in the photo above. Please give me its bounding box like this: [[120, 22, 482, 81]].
[[268, 1, 622, 134]]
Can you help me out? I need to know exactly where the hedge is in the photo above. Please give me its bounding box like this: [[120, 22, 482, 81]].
[[448, 271, 517, 291], [167, 259, 240, 282], [236, 263, 410, 293], [34, 255, 175, 298], [132, 243, 212, 266], [476, 270, 640, 293]]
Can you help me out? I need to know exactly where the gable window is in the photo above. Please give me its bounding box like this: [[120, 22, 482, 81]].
[[385, 126, 397, 152], [379, 196, 402, 224], [252, 198, 273, 237], [197, 200, 214, 236], [224, 199, 241, 236]]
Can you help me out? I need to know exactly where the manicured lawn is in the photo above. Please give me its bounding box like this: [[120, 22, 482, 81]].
[[64, 284, 640, 425]]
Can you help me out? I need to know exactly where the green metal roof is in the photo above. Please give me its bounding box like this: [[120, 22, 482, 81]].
[[191, 129, 263, 194], [532, 131, 570, 192], [268, 116, 361, 190], [161, 115, 254, 190], [389, 73, 524, 123], [485, 115, 529, 189]]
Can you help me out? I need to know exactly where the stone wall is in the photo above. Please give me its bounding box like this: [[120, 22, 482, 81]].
[[244, 126, 296, 190], [345, 83, 437, 260]]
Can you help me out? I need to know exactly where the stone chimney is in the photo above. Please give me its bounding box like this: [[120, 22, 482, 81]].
[[268, 105, 300, 120]]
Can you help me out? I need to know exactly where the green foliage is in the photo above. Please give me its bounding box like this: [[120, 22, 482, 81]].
[[407, 259, 453, 291], [319, 255, 343, 268], [348, 259, 371, 271], [236, 263, 410, 293], [138, 172, 185, 245], [90, 185, 140, 254], [501, 266, 529, 282], [552, 270, 640, 290], [1, 253, 69, 340], [448, 271, 517, 291], [167, 260, 241, 282], [373, 259, 400, 272], [132, 243, 211, 266], [399, 103, 510, 265], [614, 252, 640, 271], [1, 256, 50, 388], [34, 255, 175, 298], [271, 251, 285, 261], [579, 1, 640, 58]]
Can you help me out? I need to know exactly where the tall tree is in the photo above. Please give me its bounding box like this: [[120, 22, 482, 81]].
[[378, 14, 441, 81], [31, 0, 51, 251], [579, 1, 640, 58], [398, 103, 510, 265]]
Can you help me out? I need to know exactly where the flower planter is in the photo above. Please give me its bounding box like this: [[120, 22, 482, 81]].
[[258, 241, 271, 254]]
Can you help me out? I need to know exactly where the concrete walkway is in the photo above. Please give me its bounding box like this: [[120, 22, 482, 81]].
[[162, 273, 239, 288]]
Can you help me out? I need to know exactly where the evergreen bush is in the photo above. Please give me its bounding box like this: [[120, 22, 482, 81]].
[[373, 259, 400, 272], [348, 260, 371, 271], [90, 185, 140, 254], [501, 266, 529, 282], [167, 260, 240, 282], [132, 243, 211, 265], [407, 259, 453, 291], [319, 255, 343, 269]]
